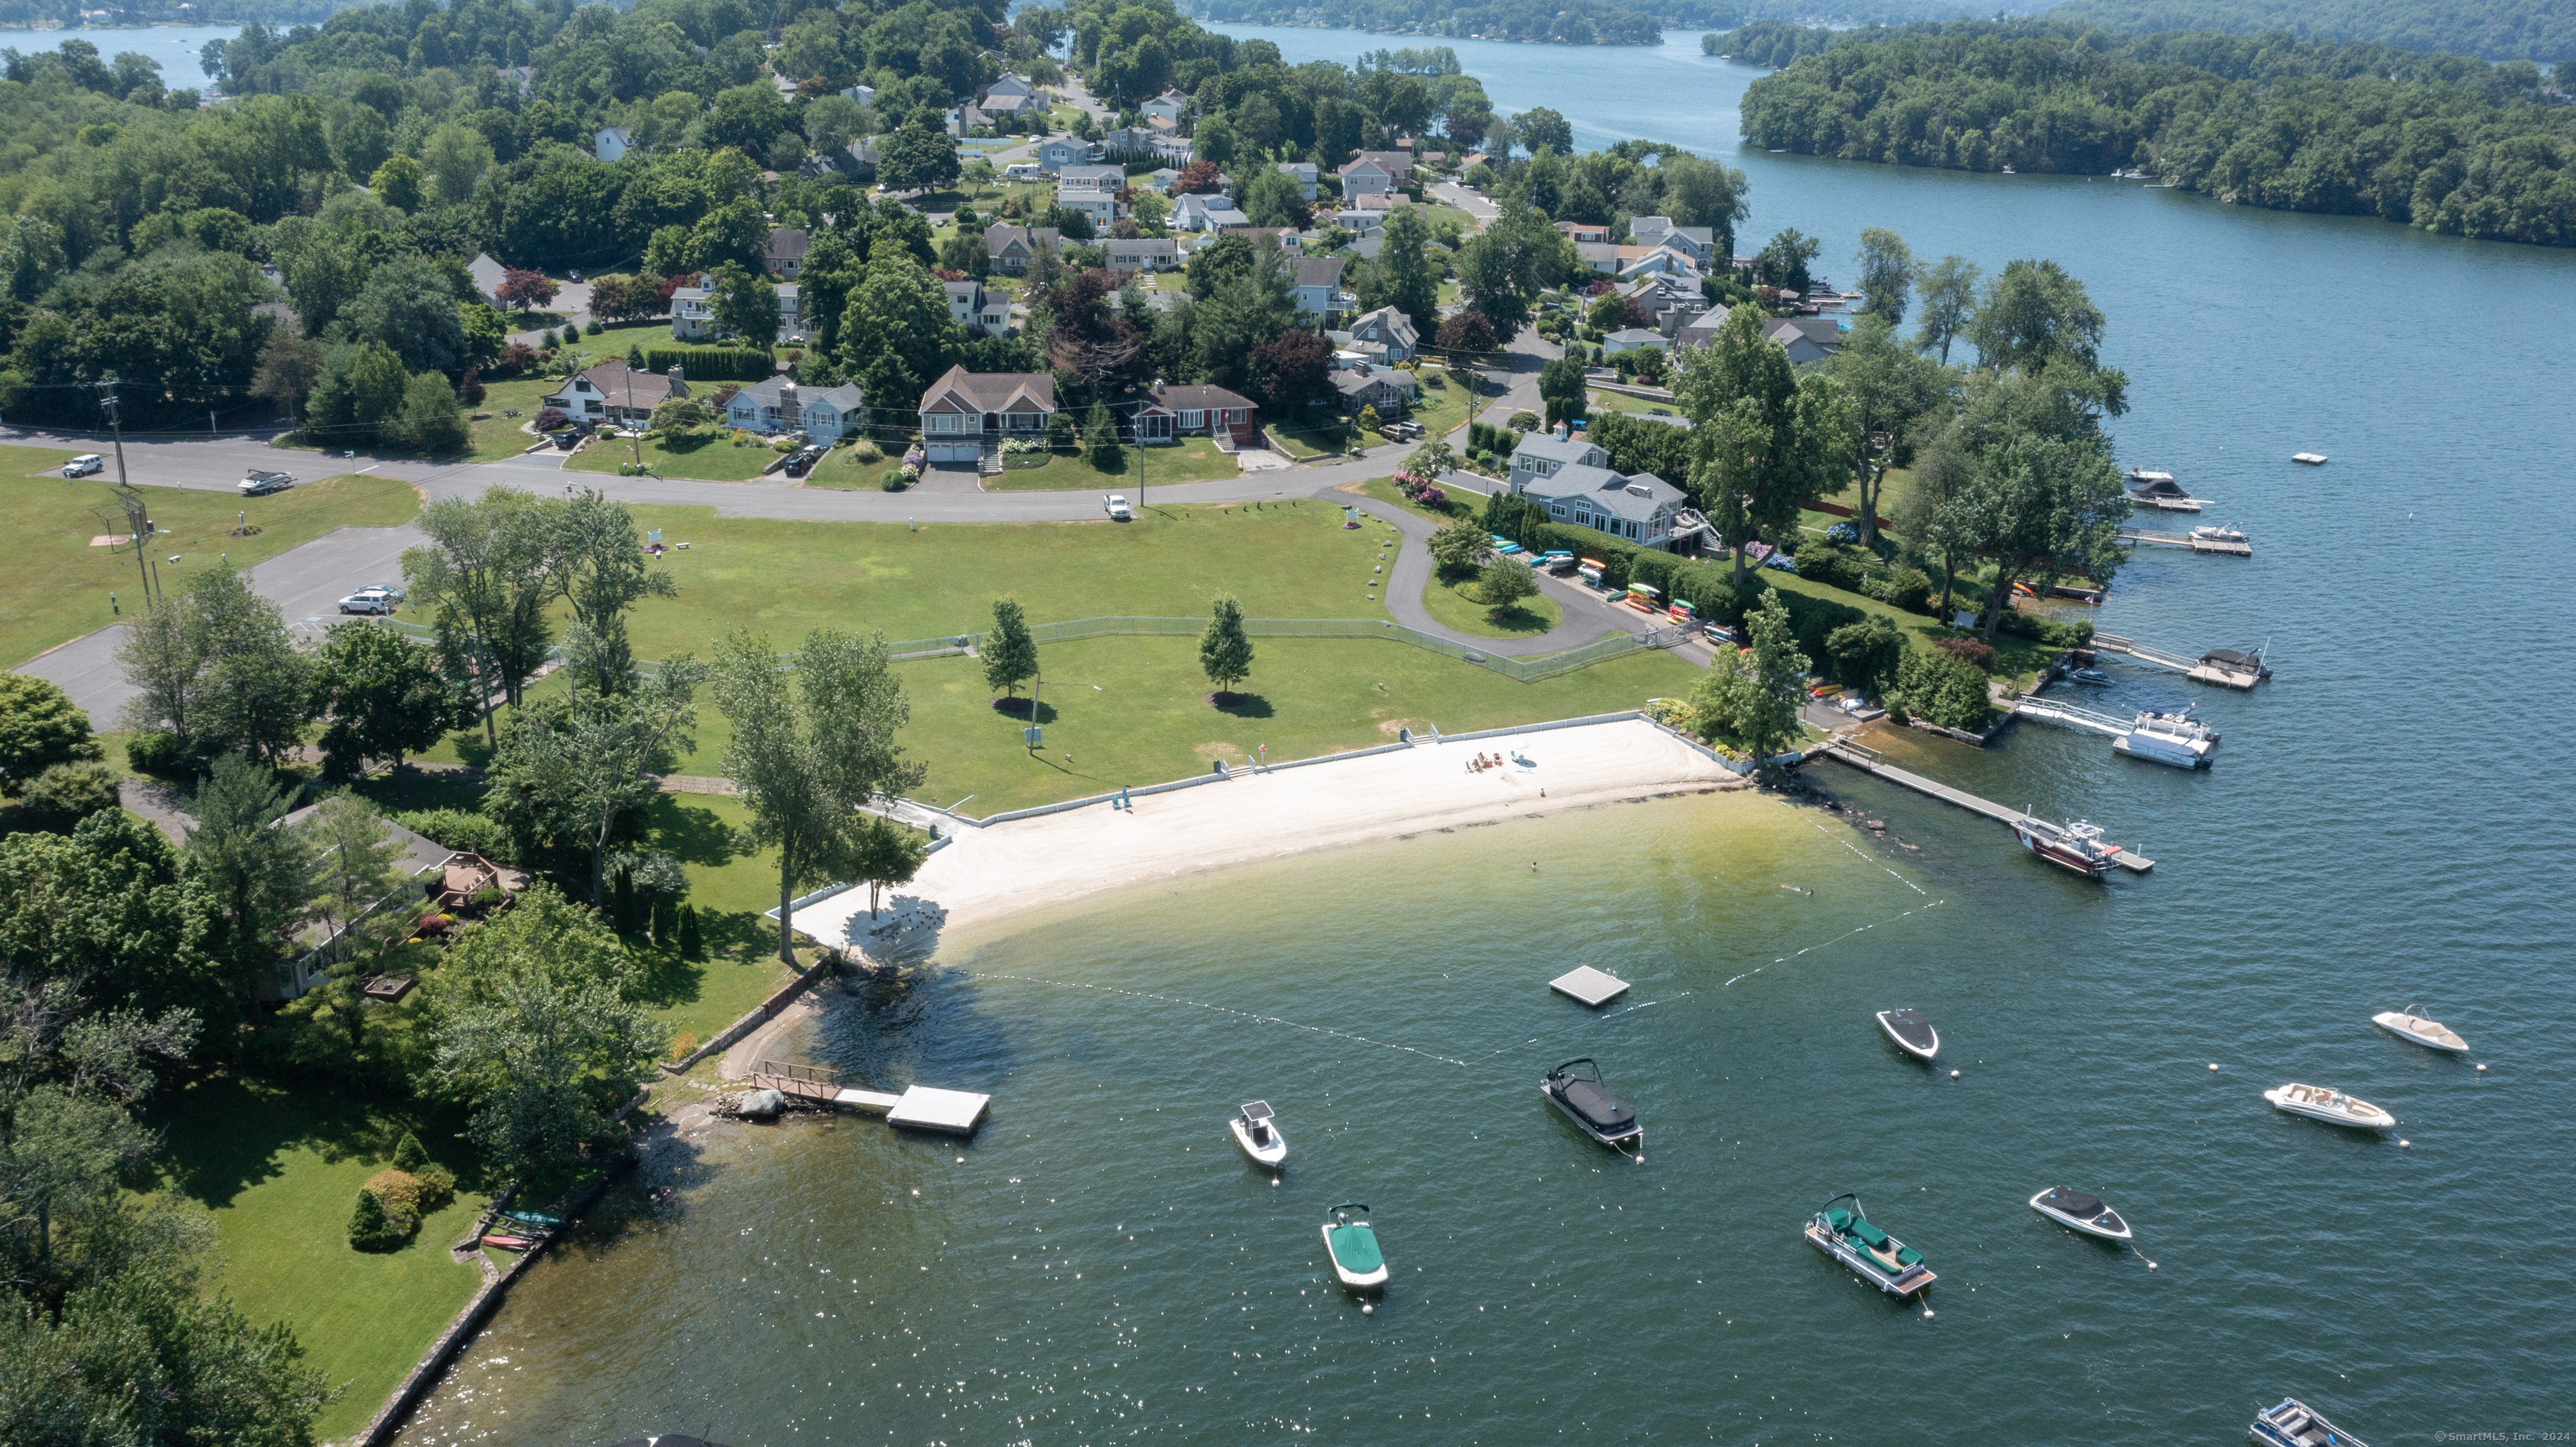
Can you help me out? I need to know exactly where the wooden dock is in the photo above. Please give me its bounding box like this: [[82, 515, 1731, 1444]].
[[2121, 529, 2251, 557], [1813, 740, 2154, 872], [2092, 634, 2268, 690], [750, 1061, 990, 1134]]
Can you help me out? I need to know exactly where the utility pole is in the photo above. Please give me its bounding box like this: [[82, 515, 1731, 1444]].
[[96, 376, 153, 605], [626, 367, 641, 470]]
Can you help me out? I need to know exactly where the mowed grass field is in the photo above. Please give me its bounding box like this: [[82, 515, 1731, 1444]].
[[983, 437, 1238, 491], [2, 460, 422, 666]]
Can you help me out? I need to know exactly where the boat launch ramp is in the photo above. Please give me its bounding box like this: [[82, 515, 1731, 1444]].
[[750, 1060, 990, 1134], [1813, 740, 2155, 872]]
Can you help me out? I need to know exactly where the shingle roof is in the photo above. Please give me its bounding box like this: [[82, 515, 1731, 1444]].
[[919, 366, 1056, 414], [1292, 256, 1347, 288], [1519, 462, 1685, 523], [1511, 433, 1607, 468], [1606, 328, 1664, 345], [1147, 382, 1255, 412], [556, 360, 687, 411], [766, 226, 810, 264]]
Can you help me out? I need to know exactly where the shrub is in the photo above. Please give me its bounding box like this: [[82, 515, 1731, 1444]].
[[850, 438, 883, 464], [413, 1163, 455, 1212], [1822, 615, 1905, 692], [1877, 565, 1934, 613], [1506, 410, 1540, 433], [16, 763, 119, 833], [1935, 635, 1997, 672], [1998, 609, 2095, 647], [348, 1187, 407, 1251], [641, 345, 776, 382], [392, 1132, 428, 1172], [1898, 647, 1993, 731], [124, 730, 190, 775], [392, 807, 512, 860], [880, 469, 907, 490], [678, 902, 702, 958], [1796, 541, 1866, 593], [533, 407, 569, 432]]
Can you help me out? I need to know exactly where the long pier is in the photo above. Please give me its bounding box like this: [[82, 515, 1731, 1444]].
[[2092, 634, 2268, 690], [1812, 740, 2155, 872], [2121, 528, 2252, 557]]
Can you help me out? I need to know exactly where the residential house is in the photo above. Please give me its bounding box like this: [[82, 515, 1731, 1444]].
[[1135, 381, 1255, 444], [775, 283, 803, 341], [805, 137, 877, 182], [465, 252, 508, 307], [1555, 220, 1611, 244], [1099, 125, 1162, 155], [1140, 89, 1191, 125], [1275, 161, 1319, 201], [1035, 136, 1101, 172], [1173, 193, 1249, 231], [594, 126, 636, 163], [1337, 151, 1411, 197], [947, 104, 994, 137], [1672, 307, 1731, 350], [1602, 327, 1665, 355], [496, 65, 532, 95], [1334, 191, 1397, 232], [1290, 255, 1351, 321], [766, 226, 810, 279], [917, 366, 1057, 464], [1056, 164, 1125, 228], [1628, 216, 1715, 267], [980, 73, 1041, 117], [1219, 226, 1301, 252], [1104, 236, 1181, 275], [543, 361, 691, 429], [1762, 315, 1844, 364], [1331, 363, 1418, 415], [982, 224, 1061, 275], [670, 279, 714, 340], [1345, 305, 1417, 362], [724, 378, 867, 438], [1618, 243, 1701, 278], [1506, 433, 1690, 550], [943, 277, 1011, 335], [839, 82, 875, 106], [1144, 166, 1183, 193], [1620, 274, 1706, 330]]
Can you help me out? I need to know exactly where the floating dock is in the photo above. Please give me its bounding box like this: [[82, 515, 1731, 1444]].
[[2091, 634, 2269, 690], [2121, 529, 2251, 557], [1812, 740, 2154, 872], [750, 1061, 990, 1135], [1550, 966, 1632, 1007]]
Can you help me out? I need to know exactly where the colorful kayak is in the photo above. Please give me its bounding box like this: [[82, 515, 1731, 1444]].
[[480, 1233, 536, 1251], [501, 1210, 565, 1228]]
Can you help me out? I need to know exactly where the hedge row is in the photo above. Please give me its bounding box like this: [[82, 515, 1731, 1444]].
[[642, 345, 776, 382]]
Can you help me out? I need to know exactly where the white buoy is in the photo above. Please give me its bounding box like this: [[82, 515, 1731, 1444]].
[[1361, 1303, 1374, 1315], [2398, 1139, 2410, 1148], [1922, 1307, 1934, 1318], [1949, 1069, 1959, 1078], [2475, 1064, 2487, 1072], [2209, 1063, 2220, 1071]]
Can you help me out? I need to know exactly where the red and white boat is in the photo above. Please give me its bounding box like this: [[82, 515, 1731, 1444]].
[[2011, 815, 2119, 879]]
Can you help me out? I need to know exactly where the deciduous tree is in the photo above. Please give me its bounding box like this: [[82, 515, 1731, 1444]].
[[1913, 254, 1980, 362], [0, 674, 102, 793], [983, 596, 1038, 703], [1198, 594, 1253, 701]]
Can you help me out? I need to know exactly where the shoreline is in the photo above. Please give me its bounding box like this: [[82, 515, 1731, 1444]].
[[782, 717, 1742, 985]]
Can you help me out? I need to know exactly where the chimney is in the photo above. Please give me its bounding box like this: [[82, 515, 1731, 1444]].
[[667, 365, 686, 386]]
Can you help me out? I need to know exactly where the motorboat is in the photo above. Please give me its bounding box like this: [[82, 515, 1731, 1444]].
[[1805, 1194, 1935, 1298], [2291, 452, 2329, 465], [1321, 1203, 1388, 1290], [2125, 470, 2201, 510], [1875, 1009, 1938, 1061], [2250, 1396, 2368, 1446], [1228, 1100, 1287, 1169], [1540, 1058, 1642, 1150], [2069, 666, 2115, 685], [2114, 707, 2220, 769], [2265, 1083, 2396, 1131], [2371, 1007, 2467, 1054], [2028, 1187, 2132, 1241], [2199, 646, 2272, 682], [2012, 815, 2119, 879], [2190, 524, 2249, 545]]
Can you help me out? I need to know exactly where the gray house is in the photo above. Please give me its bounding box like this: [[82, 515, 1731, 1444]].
[[1036, 136, 1101, 172], [725, 377, 865, 438], [1506, 433, 1689, 549]]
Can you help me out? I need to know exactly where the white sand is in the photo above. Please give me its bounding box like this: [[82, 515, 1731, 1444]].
[[787, 718, 1742, 958]]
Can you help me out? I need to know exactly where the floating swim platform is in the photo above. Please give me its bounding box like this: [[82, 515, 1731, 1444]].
[[1550, 967, 1632, 1008]]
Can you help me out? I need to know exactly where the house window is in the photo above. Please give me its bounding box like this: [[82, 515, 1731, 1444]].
[[1550, 504, 1566, 518]]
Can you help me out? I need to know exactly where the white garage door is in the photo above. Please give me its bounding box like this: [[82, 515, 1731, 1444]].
[[926, 441, 978, 462]]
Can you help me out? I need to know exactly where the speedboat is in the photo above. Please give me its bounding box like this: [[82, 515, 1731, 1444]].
[[2251, 1396, 2368, 1446], [1805, 1194, 1935, 1298], [1228, 1100, 1286, 1169], [2114, 707, 2219, 769], [2028, 1187, 2132, 1241], [2012, 816, 2118, 879], [1540, 1058, 1641, 1150], [2069, 666, 2114, 685], [2265, 1082, 2396, 1131], [1321, 1203, 1388, 1290], [2371, 1007, 2466, 1054], [2190, 524, 2249, 544], [1875, 1009, 1938, 1061]]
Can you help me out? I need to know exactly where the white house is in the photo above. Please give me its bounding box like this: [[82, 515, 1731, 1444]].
[[1275, 161, 1319, 200], [1602, 327, 1665, 355], [1103, 236, 1181, 274], [1140, 89, 1191, 125], [1055, 164, 1124, 228], [670, 280, 715, 340], [775, 283, 802, 341], [724, 378, 866, 438], [593, 126, 636, 163], [1628, 216, 1716, 267], [943, 277, 1011, 334], [1172, 193, 1249, 231], [1507, 433, 1689, 549], [1337, 151, 1410, 197], [543, 361, 690, 428], [980, 73, 1041, 117]]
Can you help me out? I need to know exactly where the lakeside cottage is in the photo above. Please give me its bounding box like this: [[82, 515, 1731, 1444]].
[[1135, 381, 1257, 443], [919, 366, 1056, 464], [543, 361, 690, 429], [1507, 432, 1689, 549], [982, 224, 1060, 275], [726, 377, 865, 439]]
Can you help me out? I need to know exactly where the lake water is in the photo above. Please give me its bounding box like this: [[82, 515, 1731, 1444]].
[[0, 23, 240, 82], [395, 29, 2576, 1447]]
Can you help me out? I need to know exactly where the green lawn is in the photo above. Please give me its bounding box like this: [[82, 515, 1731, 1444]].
[[1396, 372, 1471, 439], [1760, 563, 2055, 691], [465, 374, 563, 462], [1586, 386, 1679, 419], [1346, 475, 1489, 523], [149, 1075, 488, 1443], [567, 434, 787, 482], [1418, 571, 1562, 637], [3, 469, 423, 667], [983, 438, 1237, 491], [626, 791, 802, 1045], [800, 442, 897, 490]]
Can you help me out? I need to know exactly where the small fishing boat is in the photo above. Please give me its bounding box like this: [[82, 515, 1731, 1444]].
[[2371, 1007, 2467, 1054], [2250, 1396, 2369, 1446], [1321, 1203, 1388, 1290], [2028, 1186, 2132, 1241], [2291, 453, 2329, 465], [2012, 815, 2119, 879], [2265, 1082, 2396, 1131], [1228, 1100, 1287, 1169], [1805, 1194, 1935, 1298], [2070, 666, 2114, 685], [1875, 1009, 1939, 1061], [1540, 1058, 1642, 1150], [480, 1233, 537, 1251], [500, 1210, 564, 1229], [2114, 707, 2219, 769]]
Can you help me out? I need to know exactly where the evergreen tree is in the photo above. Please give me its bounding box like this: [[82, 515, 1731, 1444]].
[[1198, 594, 1254, 702], [982, 597, 1039, 704], [677, 902, 702, 958], [611, 864, 636, 933], [348, 1187, 399, 1250], [1083, 402, 1123, 469], [392, 1131, 428, 1172]]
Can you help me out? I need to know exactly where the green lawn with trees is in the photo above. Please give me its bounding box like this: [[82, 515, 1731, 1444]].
[[1419, 567, 1564, 638], [2, 471, 422, 667], [567, 433, 787, 481], [984, 437, 1239, 490]]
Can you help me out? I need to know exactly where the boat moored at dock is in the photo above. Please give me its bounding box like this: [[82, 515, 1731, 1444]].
[[2266, 1083, 2396, 1131], [2113, 708, 2220, 769], [1540, 1058, 1642, 1151], [1805, 1194, 1935, 1298], [2028, 1187, 2132, 1241], [2011, 816, 2121, 879], [2250, 1396, 2368, 1446]]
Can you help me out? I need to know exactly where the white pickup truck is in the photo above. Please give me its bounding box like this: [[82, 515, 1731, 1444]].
[[1103, 493, 1131, 521]]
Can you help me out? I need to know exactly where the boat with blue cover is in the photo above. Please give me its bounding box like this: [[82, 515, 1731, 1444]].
[[2250, 1396, 2368, 1446], [1805, 1194, 1935, 1298]]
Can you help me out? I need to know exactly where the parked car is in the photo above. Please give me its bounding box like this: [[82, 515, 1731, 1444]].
[[1103, 493, 1131, 521], [360, 582, 408, 601], [783, 445, 823, 477], [336, 589, 396, 615], [64, 454, 104, 477], [238, 469, 293, 495]]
